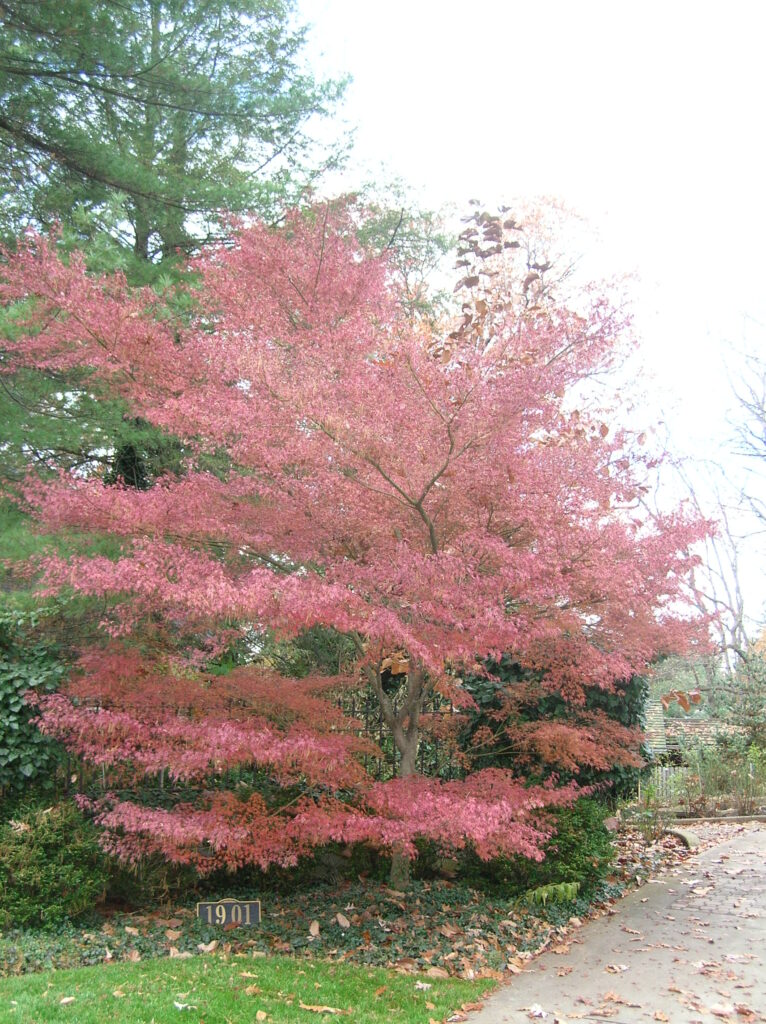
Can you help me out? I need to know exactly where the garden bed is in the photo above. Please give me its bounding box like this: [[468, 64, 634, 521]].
[[0, 828, 691, 980]]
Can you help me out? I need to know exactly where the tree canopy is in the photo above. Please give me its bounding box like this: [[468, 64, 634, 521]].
[[0, 1, 344, 269], [1, 207, 709, 884]]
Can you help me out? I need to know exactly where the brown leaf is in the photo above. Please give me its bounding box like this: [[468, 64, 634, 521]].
[[298, 1002, 347, 1015], [454, 276, 480, 291], [475, 968, 504, 981], [124, 926, 139, 936], [309, 919, 320, 937], [256, 1010, 268, 1021], [605, 963, 630, 973], [165, 928, 182, 940], [335, 912, 350, 929], [59, 997, 76, 1006], [245, 984, 263, 996], [197, 939, 219, 954], [394, 957, 418, 973], [735, 1005, 756, 1021], [126, 950, 141, 963], [426, 966, 450, 979], [168, 947, 193, 959], [374, 986, 387, 998], [654, 1013, 669, 1021]]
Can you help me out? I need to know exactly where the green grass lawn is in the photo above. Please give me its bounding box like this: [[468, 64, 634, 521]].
[[1, 951, 493, 1024]]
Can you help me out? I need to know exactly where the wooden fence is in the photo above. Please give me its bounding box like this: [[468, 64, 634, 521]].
[[638, 765, 691, 805]]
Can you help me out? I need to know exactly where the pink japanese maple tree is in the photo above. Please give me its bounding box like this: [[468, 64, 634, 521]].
[[1, 207, 708, 884]]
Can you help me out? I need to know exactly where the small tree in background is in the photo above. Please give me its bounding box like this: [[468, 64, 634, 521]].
[[2, 207, 709, 886]]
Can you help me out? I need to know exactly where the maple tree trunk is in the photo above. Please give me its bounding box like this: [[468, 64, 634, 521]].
[[363, 657, 424, 889], [388, 673, 421, 890], [389, 726, 419, 889]]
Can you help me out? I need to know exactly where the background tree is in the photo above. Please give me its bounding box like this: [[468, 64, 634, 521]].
[[2, 208, 709, 887], [0, 0, 344, 274]]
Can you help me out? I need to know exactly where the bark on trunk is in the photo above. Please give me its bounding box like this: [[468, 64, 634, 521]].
[[363, 658, 425, 890], [389, 721, 419, 888]]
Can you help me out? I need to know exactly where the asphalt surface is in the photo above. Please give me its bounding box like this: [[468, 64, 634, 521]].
[[468, 824, 765, 1023]]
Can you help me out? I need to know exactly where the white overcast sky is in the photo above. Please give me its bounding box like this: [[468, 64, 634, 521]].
[[299, 0, 766, 620]]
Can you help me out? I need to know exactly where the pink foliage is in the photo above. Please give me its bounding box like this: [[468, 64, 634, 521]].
[[3, 208, 711, 871]]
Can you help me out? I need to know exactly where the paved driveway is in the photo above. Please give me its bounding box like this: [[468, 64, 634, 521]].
[[469, 824, 765, 1023]]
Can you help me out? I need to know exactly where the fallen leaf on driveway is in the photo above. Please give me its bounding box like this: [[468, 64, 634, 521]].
[[602, 991, 640, 1007], [734, 1006, 756, 1022], [654, 1012, 669, 1021], [710, 1004, 735, 1018], [605, 963, 630, 973]]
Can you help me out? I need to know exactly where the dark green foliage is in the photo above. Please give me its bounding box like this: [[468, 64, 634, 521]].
[[0, 873, 627, 978], [0, 607, 64, 796], [0, 801, 109, 928], [461, 798, 615, 897], [0, 0, 345, 270], [259, 625, 358, 679], [462, 657, 647, 798]]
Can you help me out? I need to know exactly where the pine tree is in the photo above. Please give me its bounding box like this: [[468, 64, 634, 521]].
[[0, 1, 344, 271]]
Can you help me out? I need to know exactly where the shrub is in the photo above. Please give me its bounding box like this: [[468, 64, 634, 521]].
[[461, 797, 614, 896], [0, 607, 64, 797], [0, 802, 109, 928]]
